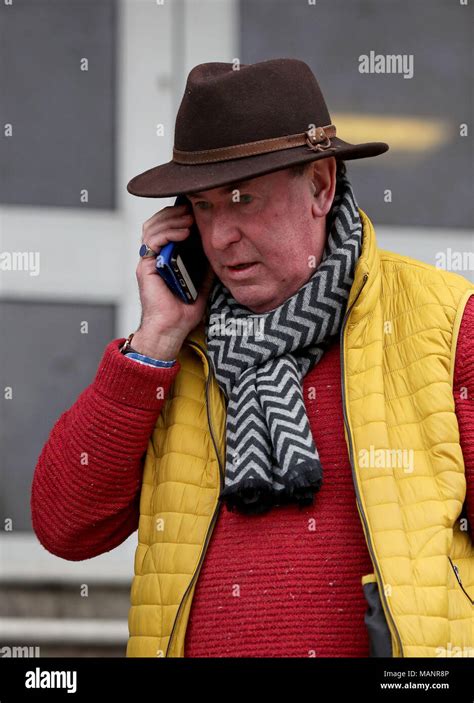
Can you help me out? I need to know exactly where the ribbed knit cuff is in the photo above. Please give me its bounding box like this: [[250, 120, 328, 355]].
[[93, 338, 181, 410]]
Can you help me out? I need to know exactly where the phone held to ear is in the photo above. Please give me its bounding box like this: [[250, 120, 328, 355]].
[[155, 194, 208, 304]]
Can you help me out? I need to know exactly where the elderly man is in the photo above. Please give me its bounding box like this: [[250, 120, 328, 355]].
[[32, 59, 474, 659]]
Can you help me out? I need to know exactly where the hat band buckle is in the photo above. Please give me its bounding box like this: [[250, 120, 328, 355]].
[[304, 127, 332, 152]]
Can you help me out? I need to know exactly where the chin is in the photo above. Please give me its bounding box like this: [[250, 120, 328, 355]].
[[220, 272, 275, 310], [230, 288, 274, 312]]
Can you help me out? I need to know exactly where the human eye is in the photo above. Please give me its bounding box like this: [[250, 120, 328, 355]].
[[194, 201, 211, 210], [237, 193, 253, 204]]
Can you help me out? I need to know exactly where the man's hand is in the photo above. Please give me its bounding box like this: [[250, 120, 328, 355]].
[[133, 202, 215, 359]]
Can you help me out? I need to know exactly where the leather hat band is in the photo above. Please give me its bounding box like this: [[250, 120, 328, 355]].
[[172, 124, 337, 164]]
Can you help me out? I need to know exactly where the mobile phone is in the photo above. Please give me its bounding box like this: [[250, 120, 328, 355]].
[[155, 194, 208, 304]]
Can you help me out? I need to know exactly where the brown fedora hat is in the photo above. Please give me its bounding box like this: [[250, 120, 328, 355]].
[[127, 58, 389, 199]]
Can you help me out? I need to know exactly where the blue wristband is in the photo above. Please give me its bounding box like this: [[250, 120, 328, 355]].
[[124, 352, 176, 368]]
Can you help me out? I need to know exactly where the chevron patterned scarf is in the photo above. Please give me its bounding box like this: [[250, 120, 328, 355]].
[[205, 174, 362, 515]]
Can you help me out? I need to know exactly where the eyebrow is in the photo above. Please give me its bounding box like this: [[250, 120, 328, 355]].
[[187, 180, 254, 199]]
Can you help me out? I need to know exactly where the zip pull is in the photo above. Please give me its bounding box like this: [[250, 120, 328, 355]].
[[450, 559, 474, 605]]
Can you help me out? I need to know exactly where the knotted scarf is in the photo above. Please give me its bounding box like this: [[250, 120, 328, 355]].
[[205, 173, 363, 515]]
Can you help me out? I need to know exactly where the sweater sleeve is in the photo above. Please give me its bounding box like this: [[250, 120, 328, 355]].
[[31, 337, 181, 561], [453, 295, 474, 541]]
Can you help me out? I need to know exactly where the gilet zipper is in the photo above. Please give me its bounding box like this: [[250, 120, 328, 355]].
[[165, 340, 225, 657], [339, 271, 404, 658], [449, 557, 474, 605]]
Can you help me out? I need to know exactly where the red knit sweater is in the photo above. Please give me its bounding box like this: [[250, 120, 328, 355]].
[[31, 297, 474, 657]]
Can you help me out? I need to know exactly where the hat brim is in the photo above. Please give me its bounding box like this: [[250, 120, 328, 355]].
[[126, 138, 389, 198]]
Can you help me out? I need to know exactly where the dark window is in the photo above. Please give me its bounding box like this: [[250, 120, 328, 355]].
[[0, 0, 117, 209], [0, 299, 116, 531]]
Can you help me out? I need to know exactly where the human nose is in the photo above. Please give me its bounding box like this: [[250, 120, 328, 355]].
[[207, 207, 242, 251]]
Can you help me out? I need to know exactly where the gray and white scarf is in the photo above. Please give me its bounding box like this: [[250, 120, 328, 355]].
[[205, 173, 363, 515]]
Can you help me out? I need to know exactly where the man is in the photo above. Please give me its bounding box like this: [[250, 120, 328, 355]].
[[32, 59, 474, 658]]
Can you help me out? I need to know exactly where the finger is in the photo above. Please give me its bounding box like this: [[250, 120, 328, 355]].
[[136, 228, 193, 280], [142, 227, 191, 254], [142, 215, 194, 244], [143, 204, 192, 231], [145, 210, 193, 231]]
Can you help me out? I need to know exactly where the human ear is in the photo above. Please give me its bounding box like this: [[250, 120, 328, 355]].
[[310, 157, 336, 217]]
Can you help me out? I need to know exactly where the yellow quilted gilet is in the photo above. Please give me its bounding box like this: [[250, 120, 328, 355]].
[[126, 208, 474, 658]]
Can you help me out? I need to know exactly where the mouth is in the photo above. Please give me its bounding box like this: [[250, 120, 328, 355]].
[[225, 261, 260, 277]]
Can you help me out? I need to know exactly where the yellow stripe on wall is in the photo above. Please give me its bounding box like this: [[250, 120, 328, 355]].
[[331, 113, 451, 152]]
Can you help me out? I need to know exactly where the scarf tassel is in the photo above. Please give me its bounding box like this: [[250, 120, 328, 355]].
[[218, 460, 323, 515]]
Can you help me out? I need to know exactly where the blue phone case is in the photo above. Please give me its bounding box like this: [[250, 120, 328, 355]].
[[155, 241, 191, 304], [155, 195, 207, 303]]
